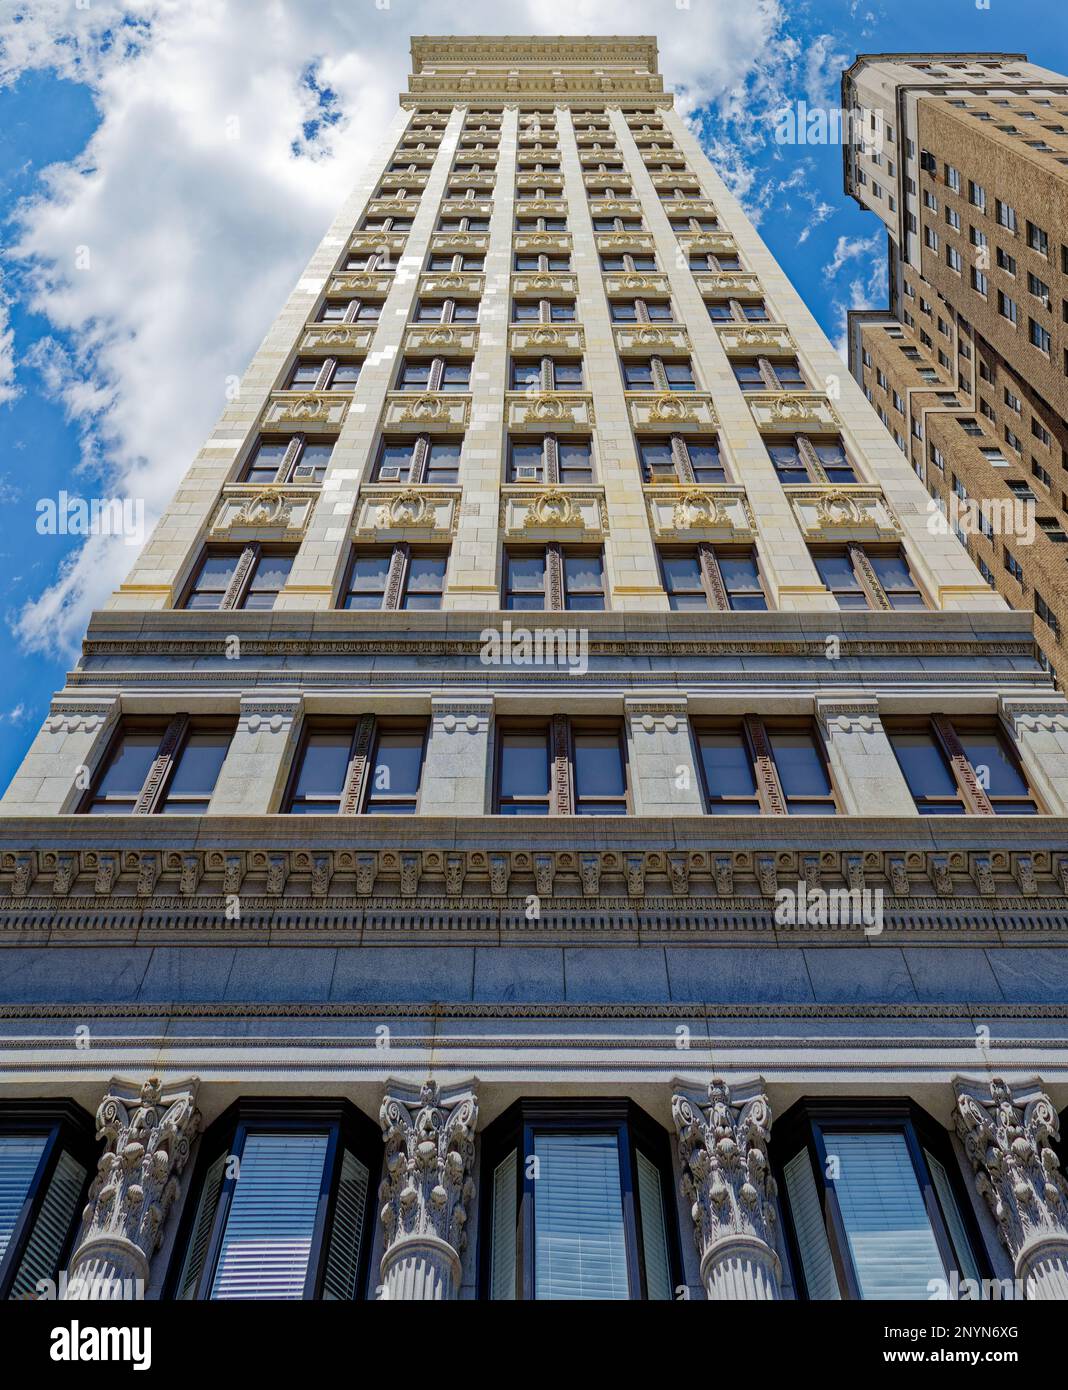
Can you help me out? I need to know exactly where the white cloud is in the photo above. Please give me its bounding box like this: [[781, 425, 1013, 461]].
[[823, 230, 884, 280], [0, 271, 17, 407], [825, 234, 889, 359], [4, 0, 787, 656]]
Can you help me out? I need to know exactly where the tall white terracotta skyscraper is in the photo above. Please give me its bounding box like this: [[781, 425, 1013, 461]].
[[1, 37, 1067, 1305]]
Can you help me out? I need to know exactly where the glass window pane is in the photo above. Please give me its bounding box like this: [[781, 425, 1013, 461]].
[[93, 732, 161, 807], [158, 731, 231, 811], [499, 732, 550, 799], [490, 1150, 518, 1300], [321, 1150, 369, 1301], [768, 730, 832, 803], [783, 1148, 841, 1300], [289, 731, 352, 811], [830, 1131, 946, 1299], [248, 554, 293, 593], [9, 1148, 87, 1299], [698, 730, 758, 810], [0, 1134, 48, 1263], [573, 734, 625, 806], [891, 729, 959, 806], [957, 729, 1031, 800], [210, 1133, 329, 1300], [366, 731, 424, 810], [635, 1151, 671, 1301], [533, 1132, 628, 1300]]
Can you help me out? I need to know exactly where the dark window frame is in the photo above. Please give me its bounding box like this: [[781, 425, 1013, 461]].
[[693, 716, 839, 816], [0, 1100, 97, 1301], [774, 1097, 990, 1302], [338, 543, 450, 612], [478, 1098, 680, 1300], [165, 1098, 380, 1301], [77, 715, 236, 816], [493, 717, 630, 816]]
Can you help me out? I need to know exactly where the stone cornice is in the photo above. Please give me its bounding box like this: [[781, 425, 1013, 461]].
[[1, 819, 1065, 914]]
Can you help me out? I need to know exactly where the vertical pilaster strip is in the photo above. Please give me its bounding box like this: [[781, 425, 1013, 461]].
[[744, 715, 788, 815], [551, 712, 573, 814], [340, 713, 377, 814], [545, 541, 565, 610], [220, 545, 259, 610], [932, 714, 996, 814], [132, 714, 190, 814], [383, 541, 410, 610], [847, 542, 893, 611], [697, 542, 731, 612]]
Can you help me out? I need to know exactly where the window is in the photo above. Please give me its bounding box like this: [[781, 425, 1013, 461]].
[[0, 1103, 96, 1300], [318, 299, 380, 323], [495, 720, 627, 816], [1027, 221, 1050, 256], [1028, 272, 1050, 303], [286, 358, 362, 392], [340, 545, 448, 611], [944, 164, 961, 192], [480, 1099, 677, 1299], [610, 300, 673, 322], [1035, 588, 1061, 636], [601, 253, 656, 273], [80, 717, 234, 815], [426, 252, 483, 273], [886, 716, 1039, 814], [375, 437, 460, 485], [242, 436, 334, 485], [776, 1100, 985, 1301], [414, 300, 478, 324], [1029, 319, 1052, 355], [508, 437, 593, 484], [638, 436, 724, 484], [502, 547, 605, 611], [514, 253, 571, 273], [996, 246, 1017, 275], [510, 359, 584, 392], [659, 547, 766, 611], [812, 547, 925, 611], [695, 717, 836, 815], [946, 246, 963, 273], [172, 1100, 378, 1300], [397, 358, 471, 392], [764, 436, 857, 485], [998, 291, 1019, 325], [182, 547, 295, 611], [512, 300, 576, 323], [284, 717, 427, 814]]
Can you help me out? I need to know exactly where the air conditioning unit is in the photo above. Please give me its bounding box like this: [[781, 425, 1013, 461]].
[[515, 465, 541, 481], [292, 465, 318, 480], [378, 464, 404, 481]]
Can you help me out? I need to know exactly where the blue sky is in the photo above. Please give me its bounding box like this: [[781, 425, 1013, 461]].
[[1, 0, 1067, 794]]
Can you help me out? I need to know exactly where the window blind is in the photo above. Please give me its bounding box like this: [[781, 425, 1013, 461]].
[[0, 1134, 48, 1266], [533, 1132, 628, 1300], [322, 1149, 368, 1300], [635, 1149, 671, 1301], [832, 1131, 945, 1299], [179, 1151, 226, 1299], [9, 1150, 86, 1300], [924, 1148, 982, 1287], [490, 1150, 517, 1300], [210, 1133, 328, 1300], [783, 1147, 840, 1300]]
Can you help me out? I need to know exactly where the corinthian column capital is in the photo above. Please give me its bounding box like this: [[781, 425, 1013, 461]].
[[66, 1076, 201, 1299], [671, 1077, 782, 1300], [954, 1075, 1068, 1298], [378, 1079, 479, 1300]]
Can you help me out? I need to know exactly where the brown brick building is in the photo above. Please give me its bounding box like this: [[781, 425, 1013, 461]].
[[844, 53, 1068, 683]]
